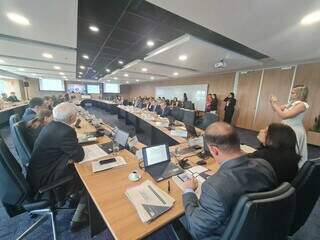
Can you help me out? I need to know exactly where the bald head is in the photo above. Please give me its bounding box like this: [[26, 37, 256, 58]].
[[53, 102, 77, 125], [205, 122, 240, 152]]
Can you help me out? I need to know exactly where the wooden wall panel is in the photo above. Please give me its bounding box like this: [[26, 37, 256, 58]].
[[235, 71, 262, 129], [294, 62, 320, 130], [253, 68, 294, 130]]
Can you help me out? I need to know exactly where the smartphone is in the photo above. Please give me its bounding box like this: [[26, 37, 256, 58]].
[[99, 158, 116, 165]]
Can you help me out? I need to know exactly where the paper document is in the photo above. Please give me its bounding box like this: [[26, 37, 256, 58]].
[[241, 144, 256, 154], [92, 156, 127, 172], [125, 180, 175, 223], [81, 144, 109, 163]]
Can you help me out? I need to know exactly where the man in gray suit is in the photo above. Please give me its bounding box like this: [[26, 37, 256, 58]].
[[181, 122, 278, 240]]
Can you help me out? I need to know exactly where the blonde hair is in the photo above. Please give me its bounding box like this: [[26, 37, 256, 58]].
[[293, 85, 308, 102]]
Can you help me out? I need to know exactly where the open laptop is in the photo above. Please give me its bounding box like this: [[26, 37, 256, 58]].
[[185, 123, 199, 138], [99, 129, 129, 153], [142, 144, 184, 182]]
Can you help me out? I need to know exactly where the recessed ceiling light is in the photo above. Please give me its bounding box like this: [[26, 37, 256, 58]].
[[89, 25, 99, 32], [150, 76, 155, 80], [106, 68, 110, 73], [118, 60, 124, 65], [173, 72, 179, 76], [107, 80, 111, 82], [18, 68, 25, 71], [124, 73, 129, 77], [126, 81, 129, 84], [83, 54, 89, 59], [141, 67, 148, 72], [53, 66, 61, 70], [113, 77, 118, 80], [147, 40, 154, 47], [79, 65, 85, 70], [178, 55, 188, 61], [0, 59, 5, 64], [79, 72, 83, 75], [94, 77, 98, 79], [301, 10, 320, 25], [136, 79, 140, 82], [7, 12, 30, 26], [42, 53, 53, 59], [59, 72, 65, 75]]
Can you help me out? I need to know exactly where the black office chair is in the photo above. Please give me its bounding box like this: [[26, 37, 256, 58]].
[[289, 158, 320, 235], [198, 112, 219, 129], [11, 121, 32, 168], [0, 137, 73, 240], [183, 110, 196, 126], [221, 182, 296, 240], [9, 113, 20, 130]]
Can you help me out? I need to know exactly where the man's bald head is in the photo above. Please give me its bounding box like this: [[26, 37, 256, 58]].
[[205, 122, 240, 152], [53, 102, 77, 125]]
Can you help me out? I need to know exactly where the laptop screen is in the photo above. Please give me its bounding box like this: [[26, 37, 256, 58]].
[[114, 129, 129, 147], [142, 144, 170, 167]]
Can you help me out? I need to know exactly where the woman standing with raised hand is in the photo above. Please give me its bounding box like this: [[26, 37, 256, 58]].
[[270, 85, 309, 167]]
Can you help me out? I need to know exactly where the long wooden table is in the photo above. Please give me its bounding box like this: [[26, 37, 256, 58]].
[[0, 102, 28, 125]]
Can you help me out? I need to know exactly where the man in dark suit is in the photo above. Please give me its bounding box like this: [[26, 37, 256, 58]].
[[7, 92, 20, 102], [160, 100, 171, 117], [224, 92, 236, 124], [27, 102, 86, 232], [181, 122, 277, 240], [22, 97, 44, 122]]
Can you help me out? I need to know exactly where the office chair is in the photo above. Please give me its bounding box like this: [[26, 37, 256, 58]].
[[221, 182, 296, 240], [0, 137, 73, 240], [198, 112, 219, 129], [289, 158, 320, 235], [11, 121, 32, 168], [9, 114, 20, 130], [183, 110, 196, 126]]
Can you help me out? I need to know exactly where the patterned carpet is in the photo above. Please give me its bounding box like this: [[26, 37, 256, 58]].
[[0, 106, 319, 240]]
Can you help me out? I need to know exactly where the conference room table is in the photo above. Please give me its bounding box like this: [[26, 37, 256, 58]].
[[0, 102, 28, 125]]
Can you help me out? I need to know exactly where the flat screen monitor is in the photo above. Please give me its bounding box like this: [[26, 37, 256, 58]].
[[104, 83, 120, 93], [87, 84, 100, 94], [39, 78, 65, 91], [66, 83, 86, 93]]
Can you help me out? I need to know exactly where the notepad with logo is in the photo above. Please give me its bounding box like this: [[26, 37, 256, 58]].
[[125, 180, 175, 223]]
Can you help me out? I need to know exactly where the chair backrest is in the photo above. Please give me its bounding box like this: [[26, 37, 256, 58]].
[[11, 121, 32, 167], [200, 112, 219, 129], [9, 114, 20, 130], [0, 137, 31, 217], [289, 158, 320, 235], [221, 182, 296, 240], [171, 107, 184, 122], [183, 110, 196, 126]]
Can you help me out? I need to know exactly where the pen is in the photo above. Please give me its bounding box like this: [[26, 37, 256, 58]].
[[167, 180, 171, 193]]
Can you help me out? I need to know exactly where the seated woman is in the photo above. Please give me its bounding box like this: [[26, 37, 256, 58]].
[[249, 123, 300, 183], [24, 109, 53, 150]]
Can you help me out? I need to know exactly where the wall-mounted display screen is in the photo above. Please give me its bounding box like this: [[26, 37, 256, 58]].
[[103, 83, 120, 93], [39, 78, 65, 91], [66, 83, 86, 93], [87, 84, 100, 94]]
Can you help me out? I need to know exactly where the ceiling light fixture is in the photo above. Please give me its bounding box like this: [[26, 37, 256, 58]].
[[173, 72, 179, 76], [124, 73, 129, 77], [89, 25, 99, 32], [7, 12, 30, 26], [113, 77, 118, 80], [83, 54, 89, 59], [118, 60, 124, 65], [301, 10, 320, 25], [79, 65, 85, 70], [42, 53, 53, 59], [107, 80, 110, 82], [136, 79, 140, 82], [79, 72, 83, 75], [178, 54, 188, 61], [18, 68, 25, 71], [141, 67, 148, 72], [59, 72, 65, 75], [0, 59, 5, 64], [106, 68, 110, 73], [53, 66, 61, 70], [150, 76, 155, 80], [126, 81, 129, 84], [147, 40, 154, 47]]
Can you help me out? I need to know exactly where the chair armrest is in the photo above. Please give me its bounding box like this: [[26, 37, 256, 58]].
[[38, 175, 74, 194]]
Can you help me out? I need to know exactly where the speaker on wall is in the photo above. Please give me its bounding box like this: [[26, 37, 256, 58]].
[[23, 81, 29, 87]]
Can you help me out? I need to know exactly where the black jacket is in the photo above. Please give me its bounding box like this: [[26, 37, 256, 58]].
[[249, 146, 300, 184], [224, 97, 236, 111], [183, 155, 277, 239], [27, 121, 84, 194]]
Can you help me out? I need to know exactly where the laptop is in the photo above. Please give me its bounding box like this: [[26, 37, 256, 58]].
[[99, 129, 129, 154], [142, 144, 184, 182], [185, 123, 199, 138]]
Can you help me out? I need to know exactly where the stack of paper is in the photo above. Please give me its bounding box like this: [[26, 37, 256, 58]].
[[81, 144, 109, 163], [125, 180, 175, 223]]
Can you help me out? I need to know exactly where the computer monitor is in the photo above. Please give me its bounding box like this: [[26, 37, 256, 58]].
[[114, 129, 129, 147], [142, 144, 170, 167]]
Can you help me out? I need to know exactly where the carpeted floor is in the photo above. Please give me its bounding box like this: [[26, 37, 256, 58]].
[[0, 106, 319, 240]]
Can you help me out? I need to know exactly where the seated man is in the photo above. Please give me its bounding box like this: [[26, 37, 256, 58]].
[[22, 97, 44, 122], [27, 102, 86, 231], [7, 91, 20, 102], [181, 122, 277, 240], [160, 100, 171, 117]]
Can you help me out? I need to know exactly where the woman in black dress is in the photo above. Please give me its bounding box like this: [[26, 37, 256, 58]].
[[223, 92, 236, 123]]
